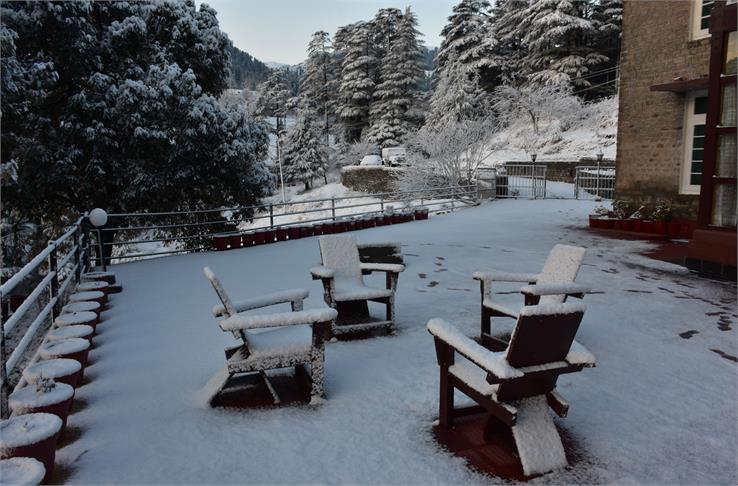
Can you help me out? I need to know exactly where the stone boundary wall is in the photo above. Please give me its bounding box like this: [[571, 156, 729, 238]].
[[503, 159, 616, 183]]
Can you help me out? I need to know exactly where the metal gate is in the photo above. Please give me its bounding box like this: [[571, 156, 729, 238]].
[[495, 164, 548, 199], [575, 166, 616, 200]]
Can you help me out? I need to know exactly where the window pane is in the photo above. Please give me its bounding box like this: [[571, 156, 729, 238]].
[[691, 174, 702, 185], [694, 124, 705, 136], [720, 83, 737, 127], [716, 134, 737, 177], [701, 0, 715, 31], [712, 183, 737, 227], [693, 136, 705, 148], [694, 96, 709, 114], [691, 161, 703, 173], [725, 31, 737, 75]]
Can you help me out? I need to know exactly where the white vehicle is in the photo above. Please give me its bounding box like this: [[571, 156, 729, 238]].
[[381, 147, 407, 166], [359, 154, 383, 166]]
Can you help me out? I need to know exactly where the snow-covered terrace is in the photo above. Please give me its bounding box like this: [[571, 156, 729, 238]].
[[57, 199, 737, 484]]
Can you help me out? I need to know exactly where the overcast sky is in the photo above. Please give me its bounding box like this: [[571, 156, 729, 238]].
[[199, 0, 458, 65]]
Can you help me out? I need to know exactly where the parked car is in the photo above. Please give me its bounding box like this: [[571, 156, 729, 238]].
[[381, 147, 407, 166], [359, 154, 383, 166]]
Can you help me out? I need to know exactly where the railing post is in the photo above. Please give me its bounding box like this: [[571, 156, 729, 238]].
[[0, 290, 9, 419], [74, 224, 82, 284], [543, 166, 548, 199], [269, 204, 274, 229], [331, 198, 336, 221], [380, 194, 384, 212], [82, 214, 91, 272], [48, 242, 60, 318]]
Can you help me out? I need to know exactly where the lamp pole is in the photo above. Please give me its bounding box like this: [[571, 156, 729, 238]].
[[89, 208, 108, 271], [276, 130, 286, 204], [596, 148, 604, 198]]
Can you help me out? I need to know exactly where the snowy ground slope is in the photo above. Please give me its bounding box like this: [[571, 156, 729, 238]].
[[58, 199, 737, 484]]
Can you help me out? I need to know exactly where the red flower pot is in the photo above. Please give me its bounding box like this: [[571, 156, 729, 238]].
[[0, 457, 46, 485], [288, 226, 301, 240], [613, 219, 623, 230], [667, 221, 681, 239], [414, 209, 429, 220], [47, 325, 94, 347], [229, 233, 242, 249], [374, 215, 384, 226], [77, 280, 109, 295], [313, 223, 324, 236], [23, 359, 83, 389], [213, 234, 229, 251], [405, 212, 414, 222], [242, 232, 255, 247], [253, 230, 266, 245], [0, 413, 62, 484], [654, 221, 668, 234], [69, 290, 106, 306], [39, 338, 90, 382], [55, 312, 99, 337], [633, 219, 644, 232], [335, 221, 347, 233], [300, 225, 313, 238], [600, 218, 615, 229], [679, 222, 694, 239], [82, 271, 116, 285], [642, 220, 655, 233], [263, 229, 276, 243], [276, 227, 288, 241], [623, 219, 634, 231], [348, 220, 358, 231], [382, 215, 392, 225], [9, 383, 75, 441]]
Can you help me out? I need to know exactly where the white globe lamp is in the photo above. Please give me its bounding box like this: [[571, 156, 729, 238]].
[[89, 208, 108, 227]]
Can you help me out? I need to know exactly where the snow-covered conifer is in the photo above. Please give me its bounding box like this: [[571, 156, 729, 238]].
[[282, 114, 328, 190], [336, 21, 377, 142], [300, 31, 337, 144], [435, 0, 492, 75]]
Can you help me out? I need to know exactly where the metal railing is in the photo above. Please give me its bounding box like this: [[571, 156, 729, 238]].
[[0, 217, 91, 417], [91, 185, 480, 264], [495, 164, 548, 199], [575, 166, 616, 200]]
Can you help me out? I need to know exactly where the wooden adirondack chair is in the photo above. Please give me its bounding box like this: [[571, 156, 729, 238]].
[[311, 235, 404, 337], [202, 267, 337, 406], [473, 244, 589, 350], [428, 301, 596, 477]]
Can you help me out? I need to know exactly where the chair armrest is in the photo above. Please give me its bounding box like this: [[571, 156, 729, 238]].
[[310, 266, 335, 280], [520, 283, 591, 298], [427, 318, 523, 381], [212, 288, 309, 317], [473, 271, 539, 283], [360, 263, 405, 274], [356, 241, 401, 252], [219, 308, 338, 332]]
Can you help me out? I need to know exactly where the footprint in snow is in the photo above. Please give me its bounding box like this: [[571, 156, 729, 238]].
[[427, 281, 439, 288], [418, 273, 427, 279], [679, 330, 699, 339]]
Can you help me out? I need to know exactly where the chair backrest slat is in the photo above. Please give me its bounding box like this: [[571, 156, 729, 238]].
[[319, 235, 363, 282], [203, 267, 237, 317], [537, 245, 586, 304]]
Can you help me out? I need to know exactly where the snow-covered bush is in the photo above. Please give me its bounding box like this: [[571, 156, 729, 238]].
[[651, 201, 673, 221]]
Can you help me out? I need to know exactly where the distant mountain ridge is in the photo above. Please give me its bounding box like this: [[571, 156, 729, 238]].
[[228, 44, 271, 90]]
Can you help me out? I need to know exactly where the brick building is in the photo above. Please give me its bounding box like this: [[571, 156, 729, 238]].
[[615, 0, 736, 277]]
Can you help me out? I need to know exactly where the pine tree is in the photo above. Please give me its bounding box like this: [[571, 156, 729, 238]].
[[588, 0, 622, 98], [435, 0, 492, 75], [282, 114, 327, 190], [300, 31, 336, 144], [255, 68, 291, 132], [522, 0, 608, 90], [425, 56, 490, 131], [482, 0, 531, 88], [337, 21, 377, 142], [366, 8, 425, 148]]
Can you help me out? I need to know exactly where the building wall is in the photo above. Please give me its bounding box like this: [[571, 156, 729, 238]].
[[615, 0, 711, 219]]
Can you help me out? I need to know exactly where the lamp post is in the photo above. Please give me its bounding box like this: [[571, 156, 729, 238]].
[[595, 148, 604, 198], [89, 208, 108, 272]]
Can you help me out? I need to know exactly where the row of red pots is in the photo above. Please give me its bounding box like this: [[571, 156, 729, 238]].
[[589, 216, 695, 239], [214, 208, 430, 251], [0, 275, 114, 484]]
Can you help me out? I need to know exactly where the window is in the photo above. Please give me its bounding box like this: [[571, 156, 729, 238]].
[[681, 92, 708, 194], [692, 0, 715, 39]]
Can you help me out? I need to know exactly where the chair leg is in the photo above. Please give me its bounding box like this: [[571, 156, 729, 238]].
[[439, 366, 454, 428], [309, 323, 328, 402], [386, 297, 396, 334], [481, 305, 491, 338]]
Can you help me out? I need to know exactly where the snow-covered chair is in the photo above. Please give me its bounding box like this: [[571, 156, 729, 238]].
[[202, 267, 337, 405], [310, 235, 404, 337], [427, 302, 596, 477], [473, 244, 589, 350]]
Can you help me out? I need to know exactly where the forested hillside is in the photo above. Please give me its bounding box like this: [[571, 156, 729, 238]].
[[227, 44, 270, 90]]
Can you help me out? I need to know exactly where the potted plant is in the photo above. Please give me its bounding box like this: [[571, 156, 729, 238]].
[[54, 311, 98, 334], [0, 413, 62, 483], [629, 206, 646, 232], [611, 199, 631, 230], [589, 205, 610, 228], [652, 201, 671, 235], [61, 301, 101, 320], [47, 325, 94, 346], [228, 233, 242, 249], [9, 378, 75, 441], [242, 232, 255, 247], [39, 338, 91, 380], [263, 227, 277, 243], [312, 223, 324, 236], [287, 225, 301, 240], [212, 234, 229, 251], [23, 359, 83, 389]]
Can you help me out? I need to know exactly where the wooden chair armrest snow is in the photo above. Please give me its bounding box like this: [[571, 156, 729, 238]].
[[310, 266, 335, 280], [219, 308, 338, 332], [212, 288, 309, 317], [519, 283, 591, 305], [360, 263, 404, 291]]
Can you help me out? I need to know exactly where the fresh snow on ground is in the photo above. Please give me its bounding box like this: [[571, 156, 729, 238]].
[[57, 199, 737, 484]]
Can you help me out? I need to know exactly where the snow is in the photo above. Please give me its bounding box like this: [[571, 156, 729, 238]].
[[566, 340, 596, 366], [511, 395, 568, 476], [9, 382, 74, 412], [246, 325, 313, 360], [0, 413, 61, 449], [76, 281, 108, 292], [519, 302, 587, 317], [54, 311, 97, 327], [22, 359, 81, 384], [309, 266, 335, 279], [360, 263, 406, 273], [519, 282, 591, 296], [61, 301, 100, 314], [473, 271, 539, 283], [536, 244, 586, 304], [54, 199, 737, 484], [448, 361, 499, 397], [427, 318, 523, 380], [46, 325, 94, 342], [68, 291, 104, 302], [38, 338, 89, 359], [211, 288, 310, 318], [0, 457, 46, 485], [219, 308, 338, 332]]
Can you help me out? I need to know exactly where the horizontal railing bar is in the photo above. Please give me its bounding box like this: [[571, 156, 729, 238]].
[[2, 271, 56, 335], [0, 246, 53, 297], [92, 246, 210, 263], [2, 297, 56, 384]]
